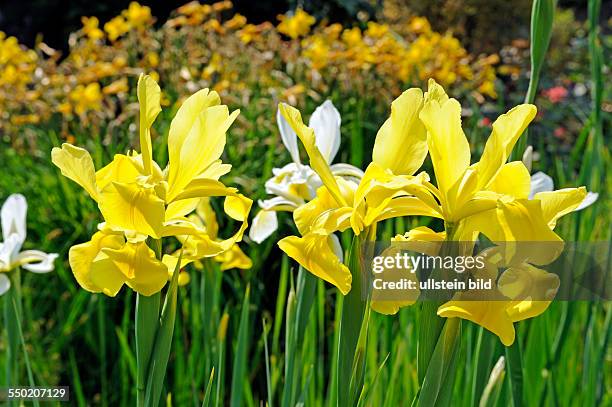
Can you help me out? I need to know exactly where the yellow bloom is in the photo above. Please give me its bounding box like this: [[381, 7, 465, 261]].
[[277, 8, 316, 39], [123, 2, 153, 28], [276, 87, 438, 299], [69, 83, 103, 115], [52, 74, 252, 296], [104, 16, 130, 41], [81, 17, 104, 41]]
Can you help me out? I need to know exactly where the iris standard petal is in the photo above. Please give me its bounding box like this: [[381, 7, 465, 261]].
[[51, 143, 99, 200], [137, 73, 161, 175], [279, 103, 347, 207], [277, 106, 301, 165], [1, 193, 27, 245], [372, 88, 427, 176], [485, 161, 531, 199], [477, 104, 537, 189], [309, 100, 341, 163], [419, 97, 470, 201]]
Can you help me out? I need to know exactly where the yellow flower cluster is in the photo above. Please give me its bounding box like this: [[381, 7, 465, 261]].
[[0, 2, 498, 147]]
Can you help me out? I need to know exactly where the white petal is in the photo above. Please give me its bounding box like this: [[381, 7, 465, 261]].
[[329, 234, 344, 264], [309, 100, 341, 163], [277, 107, 301, 165], [575, 192, 599, 211], [0, 234, 22, 270], [0, 274, 10, 296], [16, 250, 58, 273], [1, 194, 27, 245], [529, 172, 554, 199], [249, 210, 278, 244], [330, 163, 364, 179], [259, 196, 299, 211]]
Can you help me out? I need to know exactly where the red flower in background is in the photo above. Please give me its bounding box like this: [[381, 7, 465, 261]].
[[543, 86, 568, 103]]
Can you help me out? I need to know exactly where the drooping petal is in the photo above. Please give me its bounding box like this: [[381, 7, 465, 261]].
[[278, 232, 352, 295], [419, 97, 470, 201], [279, 103, 347, 206], [576, 191, 598, 211], [98, 182, 166, 238], [533, 187, 587, 229], [477, 104, 537, 189], [100, 241, 168, 296], [372, 88, 427, 176], [496, 199, 564, 266], [196, 198, 219, 239], [16, 250, 58, 273], [137, 73, 162, 175], [438, 296, 516, 346], [69, 230, 125, 293], [0, 273, 10, 296], [277, 106, 301, 165], [1, 193, 27, 245], [309, 100, 341, 163], [51, 143, 99, 200], [249, 210, 278, 243], [165, 198, 200, 222], [529, 171, 554, 198], [214, 244, 252, 270]]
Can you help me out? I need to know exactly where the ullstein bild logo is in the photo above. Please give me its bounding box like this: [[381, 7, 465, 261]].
[[361, 241, 611, 302]]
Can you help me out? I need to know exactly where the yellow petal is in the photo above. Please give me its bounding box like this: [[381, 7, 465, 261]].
[[51, 143, 99, 200], [477, 104, 537, 188], [423, 79, 449, 104], [496, 199, 564, 266], [279, 103, 347, 206], [438, 295, 516, 346], [89, 253, 128, 297], [533, 187, 587, 228], [100, 241, 168, 296], [172, 179, 239, 201], [419, 97, 470, 201], [165, 198, 200, 222], [294, 178, 355, 235], [214, 244, 252, 270], [95, 154, 142, 190], [68, 230, 125, 293], [137, 73, 161, 175], [498, 263, 559, 322], [278, 232, 352, 295], [485, 161, 531, 199], [196, 198, 219, 239], [167, 87, 238, 201], [372, 88, 427, 175], [98, 182, 166, 238]]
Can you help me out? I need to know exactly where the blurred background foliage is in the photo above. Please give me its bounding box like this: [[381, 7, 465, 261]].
[[0, 0, 610, 405]]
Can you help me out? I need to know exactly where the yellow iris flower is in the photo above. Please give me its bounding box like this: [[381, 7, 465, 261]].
[[276, 85, 442, 297], [374, 80, 589, 344], [52, 74, 251, 297]]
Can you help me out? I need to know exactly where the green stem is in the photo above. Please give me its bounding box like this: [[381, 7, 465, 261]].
[[3, 268, 22, 406], [505, 340, 524, 407], [135, 238, 162, 407]]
